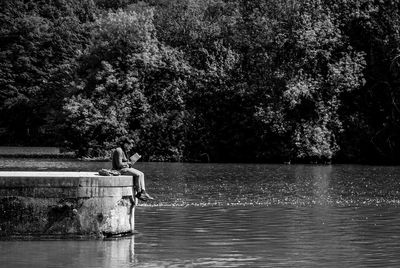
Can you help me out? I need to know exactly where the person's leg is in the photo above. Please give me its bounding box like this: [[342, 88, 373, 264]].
[[120, 168, 153, 201], [130, 168, 145, 192], [120, 168, 144, 192]]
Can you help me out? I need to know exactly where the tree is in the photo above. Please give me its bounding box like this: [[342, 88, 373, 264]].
[[0, 0, 96, 145], [331, 0, 400, 163], [63, 7, 191, 159], [235, 0, 365, 162]]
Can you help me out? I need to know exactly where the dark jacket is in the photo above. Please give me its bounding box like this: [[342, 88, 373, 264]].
[[112, 147, 129, 170]]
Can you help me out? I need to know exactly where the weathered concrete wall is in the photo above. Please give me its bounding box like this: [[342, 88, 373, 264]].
[[0, 172, 136, 238]]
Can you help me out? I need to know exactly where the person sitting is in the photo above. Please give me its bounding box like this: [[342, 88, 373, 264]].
[[112, 137, 154, 202]]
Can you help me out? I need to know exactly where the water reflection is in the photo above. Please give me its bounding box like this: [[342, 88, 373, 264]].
[[311, 165, 332, 204], [134, 206, 400, 267], [0, 236, 135, 268], [3, 206, 400, 267], [2, 160, 400, 266]]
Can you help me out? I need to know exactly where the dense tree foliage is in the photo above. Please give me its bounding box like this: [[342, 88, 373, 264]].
[[63, 8, 191, 160], [1, 0, 400, 163], [0, 0, 95, 145]]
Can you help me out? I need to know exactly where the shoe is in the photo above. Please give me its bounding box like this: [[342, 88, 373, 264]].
[[136, 190, 154, 201]]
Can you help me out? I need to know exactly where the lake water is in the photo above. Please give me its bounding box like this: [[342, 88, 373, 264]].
[[1, 159, 400, 267]]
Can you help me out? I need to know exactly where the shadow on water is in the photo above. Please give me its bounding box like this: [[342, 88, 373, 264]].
[[2, 159, 400, 267]]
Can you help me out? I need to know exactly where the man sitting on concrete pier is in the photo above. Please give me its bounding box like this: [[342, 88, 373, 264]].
[[112, 137, 154, 202]]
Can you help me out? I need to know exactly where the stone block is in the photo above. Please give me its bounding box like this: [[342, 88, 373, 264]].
[[0, 172, 136, 238]]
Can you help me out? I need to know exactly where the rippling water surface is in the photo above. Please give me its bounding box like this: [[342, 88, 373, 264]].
[[1, 159, 400, 267]]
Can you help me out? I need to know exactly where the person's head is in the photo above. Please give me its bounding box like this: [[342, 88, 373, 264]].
[[118, 137, 134, 152]]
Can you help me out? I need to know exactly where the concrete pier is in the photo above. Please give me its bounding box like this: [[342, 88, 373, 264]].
[[0, 172, 136, 238]]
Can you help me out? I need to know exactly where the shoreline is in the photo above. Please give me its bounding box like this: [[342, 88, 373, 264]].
[[1, 156, 398, 166], [0, 147, 398, 165], [0, 153, 76, 159]]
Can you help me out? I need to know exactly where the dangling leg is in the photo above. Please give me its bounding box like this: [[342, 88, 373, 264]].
[[121, 168, 153, 201], [133, 169, 145, 192]]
